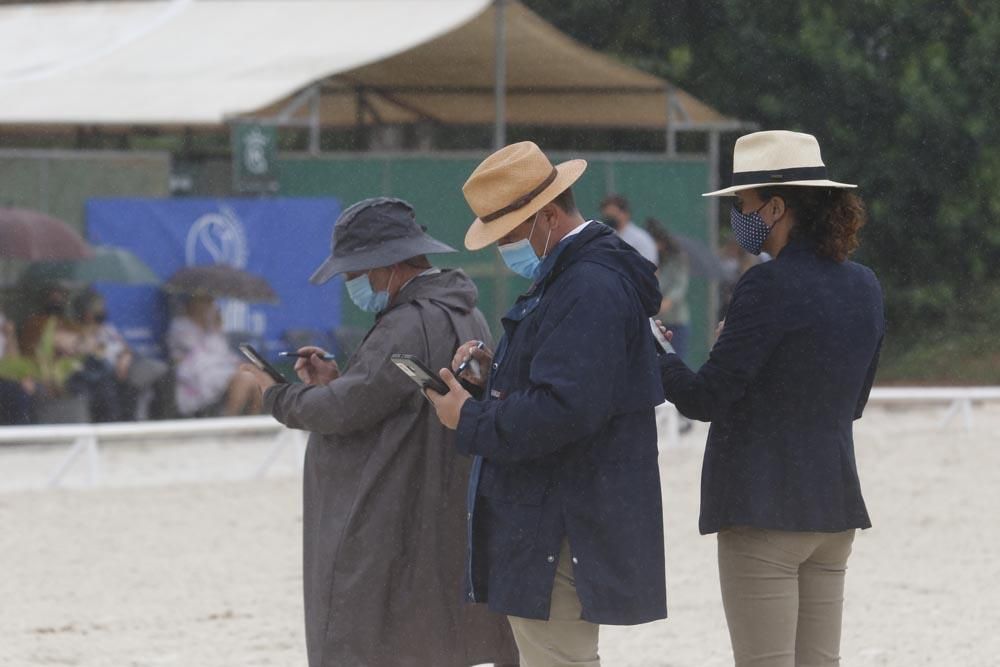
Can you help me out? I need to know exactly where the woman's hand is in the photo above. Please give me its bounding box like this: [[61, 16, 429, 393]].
[[654, 319, 675, 342], [450, 340, 493, 388], [293, 346, 341, 385]]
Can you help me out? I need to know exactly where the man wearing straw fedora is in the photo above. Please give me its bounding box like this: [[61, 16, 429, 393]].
[[659, 131, 884, 666], [243, 198, 518, 667], [426, 142, 668, 666]]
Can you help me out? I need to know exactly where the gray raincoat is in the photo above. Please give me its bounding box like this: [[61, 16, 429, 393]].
[[264, 269, 517, 667]]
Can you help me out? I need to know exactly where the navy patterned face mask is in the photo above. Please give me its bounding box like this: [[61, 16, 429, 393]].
[[730, 200, 776, 255]]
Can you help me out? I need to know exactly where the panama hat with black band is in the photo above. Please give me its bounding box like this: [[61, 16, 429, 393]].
[[703, 130, 856, 197], [462, 141, 588, 251]]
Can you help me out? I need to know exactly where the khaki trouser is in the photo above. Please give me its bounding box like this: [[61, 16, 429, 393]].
[[718, 527, 856, 667], [506, 540, 600, 667]]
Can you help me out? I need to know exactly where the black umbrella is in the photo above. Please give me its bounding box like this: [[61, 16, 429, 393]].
[[165, 264, 279, 304]]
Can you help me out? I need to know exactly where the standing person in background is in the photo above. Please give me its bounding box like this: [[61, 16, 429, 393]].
[[599, 194, 659, 265], [427, 143, 667, 667], [659, 131, 884, 667], [243, 198, 517, 667], [645, 218, 692, 361]]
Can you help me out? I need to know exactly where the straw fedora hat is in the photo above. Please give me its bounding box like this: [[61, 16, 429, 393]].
[[703, 130, 856, 197], [463, 141, 587, 250]]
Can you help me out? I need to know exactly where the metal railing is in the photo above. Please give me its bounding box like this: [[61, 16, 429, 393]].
[[2, 386, 998, 490]]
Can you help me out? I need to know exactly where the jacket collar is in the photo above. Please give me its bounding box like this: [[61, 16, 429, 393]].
[[525, 221, 607, 296], [775, 237, 817, 259]]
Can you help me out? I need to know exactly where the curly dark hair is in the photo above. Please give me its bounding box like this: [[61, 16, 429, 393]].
[[755, 186, 867, 262]]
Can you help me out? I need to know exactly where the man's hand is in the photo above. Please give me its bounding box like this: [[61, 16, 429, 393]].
[[450, 339, 493, 388], [425, 368, 472, 430], [293, 346, 341, 385]]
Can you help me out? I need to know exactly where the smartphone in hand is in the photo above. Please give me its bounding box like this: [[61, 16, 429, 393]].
[[390, 354, 449, 395], [239, 343, 289, 384]]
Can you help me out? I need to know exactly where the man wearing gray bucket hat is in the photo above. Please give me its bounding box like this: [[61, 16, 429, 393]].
[[244, 197, 518, 667]]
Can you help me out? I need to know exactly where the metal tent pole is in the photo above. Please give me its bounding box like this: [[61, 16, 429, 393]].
[[493, 0, 507, 150], [706, 129, 721, 341]]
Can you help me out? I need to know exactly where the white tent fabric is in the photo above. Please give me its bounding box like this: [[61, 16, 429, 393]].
[[0, 0, 492, 125], [0, 0, 734, 130]]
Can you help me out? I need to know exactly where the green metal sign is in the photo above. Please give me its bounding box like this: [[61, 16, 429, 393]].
[[232, 123, 278, 193]]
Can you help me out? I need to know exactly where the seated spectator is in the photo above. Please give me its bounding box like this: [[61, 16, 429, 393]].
[[73, 289, 170, 421], [0, 311, 35, 425], [167, 294, 260, 417], [19, 285, 79, 358], [18, 286, 119, 422]]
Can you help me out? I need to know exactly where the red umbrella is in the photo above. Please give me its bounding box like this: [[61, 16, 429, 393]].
[[0, 208, 93, 261]]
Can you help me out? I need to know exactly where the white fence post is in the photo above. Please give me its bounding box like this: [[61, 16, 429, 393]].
[[47, 436, 88, 489], [85, 436, 101, 487]]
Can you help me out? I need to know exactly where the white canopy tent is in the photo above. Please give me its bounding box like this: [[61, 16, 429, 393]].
[[0, 0, 741, 147], [0, 0, 491, 126]]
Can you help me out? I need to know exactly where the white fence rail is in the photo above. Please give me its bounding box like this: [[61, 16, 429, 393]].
[[0, 416, 306, 490], [2, 387, 998, 490], [654, 386, 1000, 449]]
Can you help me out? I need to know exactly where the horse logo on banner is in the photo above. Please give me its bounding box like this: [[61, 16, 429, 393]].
[[184, 207, 262, 335]]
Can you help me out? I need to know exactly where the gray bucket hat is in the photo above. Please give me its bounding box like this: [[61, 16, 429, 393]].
[[309, 197, 457, 285]]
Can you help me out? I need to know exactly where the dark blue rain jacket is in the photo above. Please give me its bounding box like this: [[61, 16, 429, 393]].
[[455, 222, 668, 624], [660, 239, 884, 535]]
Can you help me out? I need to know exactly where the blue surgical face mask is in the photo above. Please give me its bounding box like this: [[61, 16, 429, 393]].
[[498, 213, 552, 280], [730, 200, 776, 255], [345, 270, 394, 313]]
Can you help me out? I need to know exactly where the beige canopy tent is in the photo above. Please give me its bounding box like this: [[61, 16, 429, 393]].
[[0, 0, 741, 152]]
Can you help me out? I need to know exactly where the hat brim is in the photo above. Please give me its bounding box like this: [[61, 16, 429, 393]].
[[703, 179, 857, 197], [309, 235, 457, 285], [464, 159, 588, 251]]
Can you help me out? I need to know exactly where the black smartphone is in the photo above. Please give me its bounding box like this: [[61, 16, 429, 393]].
[[390, 354, 449, 395], [239, 343, 289, 384]]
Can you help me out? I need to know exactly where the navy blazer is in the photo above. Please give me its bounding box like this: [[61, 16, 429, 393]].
[[456, 222, 668, 625], [661, 239, 884, 534]]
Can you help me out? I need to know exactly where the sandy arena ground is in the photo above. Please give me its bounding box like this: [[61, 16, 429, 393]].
[[1, 403, 999, 666]]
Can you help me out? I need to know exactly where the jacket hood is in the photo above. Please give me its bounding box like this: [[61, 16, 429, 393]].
[[394, 268, 479, 314], [551, 223, 662, 317]]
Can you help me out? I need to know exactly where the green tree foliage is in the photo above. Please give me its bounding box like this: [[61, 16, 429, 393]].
[[525, 0, 1000, 342]]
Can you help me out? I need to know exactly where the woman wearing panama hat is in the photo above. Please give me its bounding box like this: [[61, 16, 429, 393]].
[[660, 130, 885, 666]]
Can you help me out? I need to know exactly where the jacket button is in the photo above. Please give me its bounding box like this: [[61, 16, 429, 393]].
[[572, 557, 579, 565], [492, 362, 499, 370], [546, 555, 555, 563]]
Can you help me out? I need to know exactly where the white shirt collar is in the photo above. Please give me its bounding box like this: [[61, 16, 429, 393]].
[[561, 219, 593, 242]]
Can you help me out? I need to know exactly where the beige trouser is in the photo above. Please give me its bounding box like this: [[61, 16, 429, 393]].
[[718, 527, 856, 667], [506, 540, 600, 667]]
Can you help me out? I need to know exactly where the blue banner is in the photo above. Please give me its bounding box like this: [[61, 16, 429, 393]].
[[86, 197, 342, 359]]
